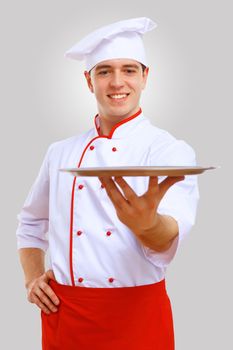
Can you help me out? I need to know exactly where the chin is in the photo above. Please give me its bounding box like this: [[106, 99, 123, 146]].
[[108, 106, 135, 118]]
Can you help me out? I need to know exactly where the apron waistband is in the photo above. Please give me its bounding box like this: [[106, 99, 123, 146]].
[[49, 278, 167, 300]]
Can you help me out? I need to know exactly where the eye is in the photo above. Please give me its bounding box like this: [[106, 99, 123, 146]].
[[125, 69, 137, 74], [98, 70, 109, 75]]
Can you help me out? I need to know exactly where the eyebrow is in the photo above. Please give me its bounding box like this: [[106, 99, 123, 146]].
[[95, 64, 140, 71]]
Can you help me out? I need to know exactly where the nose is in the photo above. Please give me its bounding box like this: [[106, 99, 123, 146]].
[[109, 71, 124, 89]]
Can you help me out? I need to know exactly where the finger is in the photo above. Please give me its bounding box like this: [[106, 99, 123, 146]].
[[40, 282, 60, 306], [114, 176, 138, 204], [99, 177, 129, 209], [36, 286, 59, 312], [27, 289, 52, 314], [159, 176, 185, 199], [32, 294, 51, 315], [44, 271, 60, 305], [144, 176, 159, 197]]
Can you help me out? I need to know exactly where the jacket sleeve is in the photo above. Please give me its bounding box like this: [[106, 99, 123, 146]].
[[141, 138, 200, 268], [16, 144, 54, 252]]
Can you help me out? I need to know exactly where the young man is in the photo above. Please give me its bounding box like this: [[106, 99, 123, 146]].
[[16, 17, 199, 349]]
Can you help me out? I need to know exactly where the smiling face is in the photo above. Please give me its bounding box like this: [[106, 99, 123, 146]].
[[84, 59, 149, 121]]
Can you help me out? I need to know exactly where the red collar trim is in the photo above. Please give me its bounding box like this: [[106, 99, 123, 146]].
[[94, 108, 142, 139]]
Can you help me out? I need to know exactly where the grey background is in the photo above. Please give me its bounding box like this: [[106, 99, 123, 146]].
[[1, 0, 232, 349]]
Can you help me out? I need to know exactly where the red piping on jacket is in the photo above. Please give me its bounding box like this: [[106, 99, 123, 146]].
[[94, 108, 142, 138], [69, 108, 142, 286]]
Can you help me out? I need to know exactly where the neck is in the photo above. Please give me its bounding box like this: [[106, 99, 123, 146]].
[[98, 107, 141, 136], [99, 117, 119, 136]]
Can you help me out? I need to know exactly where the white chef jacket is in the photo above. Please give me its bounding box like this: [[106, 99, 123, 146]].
[[16, 109, 199, 287]]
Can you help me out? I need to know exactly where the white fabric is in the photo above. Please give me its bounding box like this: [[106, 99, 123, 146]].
[[65, 17, 157, 71], [16, 111, 200, 287]]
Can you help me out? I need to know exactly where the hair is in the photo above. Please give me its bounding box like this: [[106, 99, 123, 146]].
[[141, 63, 147, 74]]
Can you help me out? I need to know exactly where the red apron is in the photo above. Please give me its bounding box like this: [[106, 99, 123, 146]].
[[41, 279, 174, 350]]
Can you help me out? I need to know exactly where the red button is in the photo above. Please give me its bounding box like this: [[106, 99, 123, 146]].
[[90, 145, 95, 150], [101, 184, 105, 189], [78, 184, 84, 190], [112, 147, 117, 152], [106, 231, 112, 236], [108, 277, 114, 283], [78, 277, 83, 283], [77, 230, 82, 236]]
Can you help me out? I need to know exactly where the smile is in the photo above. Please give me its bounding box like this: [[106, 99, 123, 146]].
[[108, 93, 130, 100]]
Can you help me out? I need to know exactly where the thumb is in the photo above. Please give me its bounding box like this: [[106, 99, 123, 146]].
[[45, 269, 56, 282]]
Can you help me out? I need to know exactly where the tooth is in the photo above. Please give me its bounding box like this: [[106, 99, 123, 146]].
[[110, 94, 127, 99]]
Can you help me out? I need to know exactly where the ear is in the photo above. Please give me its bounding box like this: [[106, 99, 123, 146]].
[[142, 67, 149, 90], [84, 71, 94, 93]]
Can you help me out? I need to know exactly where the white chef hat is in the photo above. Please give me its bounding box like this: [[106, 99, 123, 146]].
[[65, 17, 157, 71]]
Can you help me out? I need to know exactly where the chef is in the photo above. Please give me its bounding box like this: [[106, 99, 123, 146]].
[[16, 17, 199, 350]]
